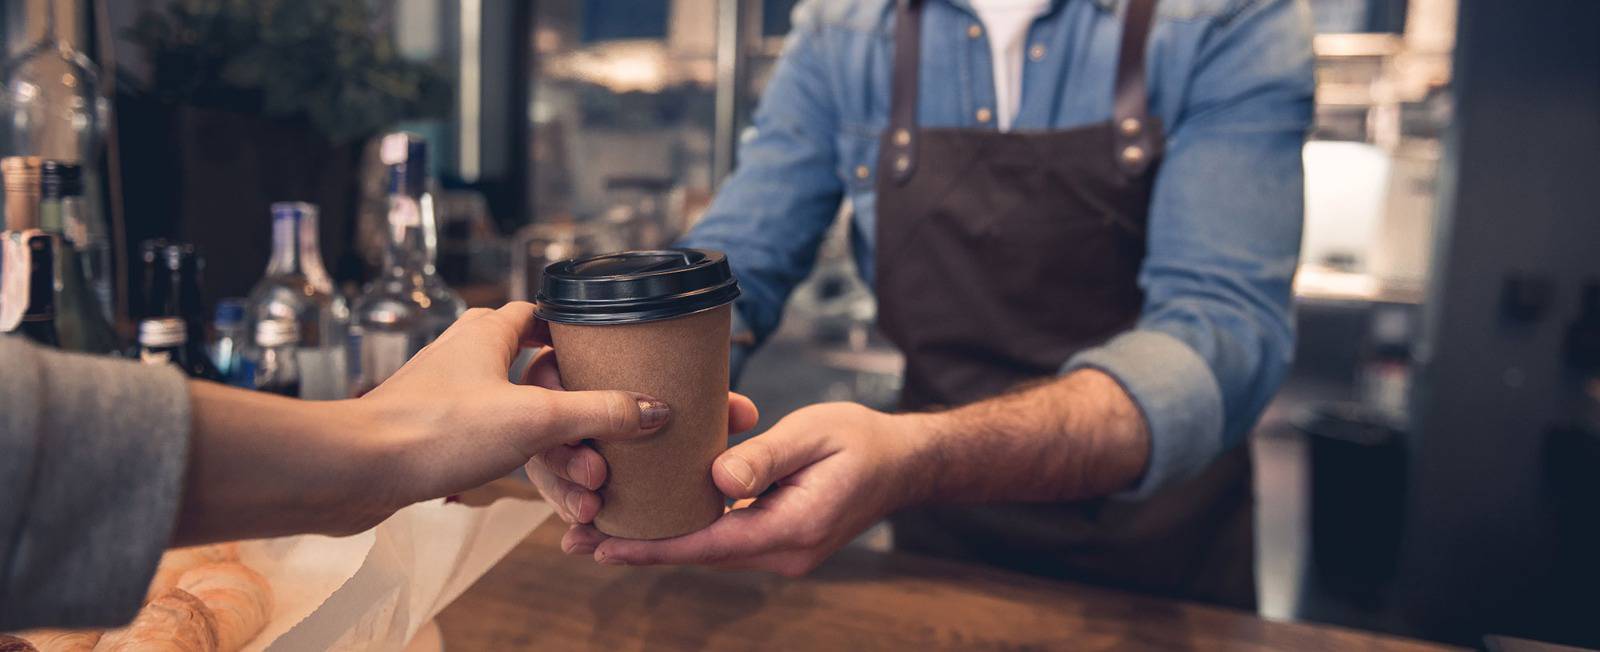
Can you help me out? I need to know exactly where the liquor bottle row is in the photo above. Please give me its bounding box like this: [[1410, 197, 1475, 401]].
[[0, 132, 466, 399]]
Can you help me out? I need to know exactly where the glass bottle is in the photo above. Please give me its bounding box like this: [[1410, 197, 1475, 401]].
[[0, 0, 108, 170], [41, 159, 111, 319], [348, 133, 465, 396], [142, 242, 223, 380], [245, 202, 349, 398], [136, 239, 172, 323], [164, 243, 211, 354], [210, 298, 249, 386], [9, 231, 60, 347], [249, 318, 302, 397], [39, 159, 116, 353]]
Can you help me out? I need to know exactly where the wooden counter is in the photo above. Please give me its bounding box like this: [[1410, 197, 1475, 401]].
[[436, 519, 1461, 651]]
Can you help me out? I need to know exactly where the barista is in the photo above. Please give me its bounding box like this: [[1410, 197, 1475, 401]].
[[531, 0, 1312, 607]]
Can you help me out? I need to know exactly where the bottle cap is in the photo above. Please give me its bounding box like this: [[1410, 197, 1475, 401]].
[[140, 238, 170, 264], [213, 298, 246, 327], [162, 242, 200, 273], [254, 318, 301, 348], [39, 160, 82, 199], [380, 132, 428, 194], [535, 248, 740, 325], [271, 201, 318, 222], [139, 317, 188, 348]]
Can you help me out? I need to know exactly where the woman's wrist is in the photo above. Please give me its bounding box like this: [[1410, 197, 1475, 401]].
[[176, 383, 402, 544], [303, 397, 418, 534]]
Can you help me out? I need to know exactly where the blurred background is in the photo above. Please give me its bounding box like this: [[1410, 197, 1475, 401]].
[[0, 0, 1595, 648]]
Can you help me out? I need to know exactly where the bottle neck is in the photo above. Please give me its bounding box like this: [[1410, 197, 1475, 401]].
[[5, 189, 40, 232], [266, 213, 334, 293], [167, 259, 208, 344], [24, 235, 56, 320], [37, 195, 62, 234], [27, 0, 58, 47], [381, 191, 439, 280], [56, 194, 90, 247]]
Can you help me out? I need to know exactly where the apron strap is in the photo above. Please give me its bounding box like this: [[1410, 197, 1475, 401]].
[[888, 0, 1160, 182], [1113, 0, 1160, 176], [887, 0, 924, 185]]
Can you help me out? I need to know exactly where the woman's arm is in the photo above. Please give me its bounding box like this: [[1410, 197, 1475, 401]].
[[1, 302, 672, 630], [176, 302, 670, 544]]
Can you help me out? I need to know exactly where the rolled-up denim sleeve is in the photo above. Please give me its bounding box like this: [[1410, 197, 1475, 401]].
[[1065, 0, 1314, 498], [678, 5, 845, 346]]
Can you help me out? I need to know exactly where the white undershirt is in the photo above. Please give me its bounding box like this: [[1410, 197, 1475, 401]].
[[969, 0, 1052, 131]]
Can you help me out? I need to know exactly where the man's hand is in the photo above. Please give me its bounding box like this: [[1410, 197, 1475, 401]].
[[546, 369, 1150, 576], [520, 347, 760, 525], [558, 402, 928, 576]]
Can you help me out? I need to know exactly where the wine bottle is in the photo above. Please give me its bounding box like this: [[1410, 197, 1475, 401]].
[[11, 231, 60, 347], [39, 160, 117, 353], [137, 242, 223, 380], [137, 315, 221, 381]]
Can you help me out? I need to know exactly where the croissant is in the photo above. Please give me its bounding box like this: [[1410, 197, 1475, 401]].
[[11, 630, 101, 652], [175, 563, 272, 652], [0, 634, 37, 652], [93, 588, 219, 652], [143, 543, 240, 605]]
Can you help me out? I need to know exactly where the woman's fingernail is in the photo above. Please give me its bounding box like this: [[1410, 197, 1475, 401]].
[[596, 552, 628, 566], [721, 456, 756, 491], [638, 398, 671, 430]]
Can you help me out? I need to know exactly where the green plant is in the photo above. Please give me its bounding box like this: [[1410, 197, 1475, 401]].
[[126, 0, 451, 142]]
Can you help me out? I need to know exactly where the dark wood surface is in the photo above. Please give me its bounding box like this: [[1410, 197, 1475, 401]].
[[436, 518, 1463, 651]]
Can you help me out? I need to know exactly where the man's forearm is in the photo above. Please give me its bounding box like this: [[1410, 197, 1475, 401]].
[[902, 369, 1151, 505]]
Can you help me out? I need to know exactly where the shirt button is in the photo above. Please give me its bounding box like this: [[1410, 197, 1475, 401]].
[[967, 24, 982, 39], [893, 128, 912, 146], [1029, 44, 1046, 61], [975, 107, 993, 124], [854, 165, 871, 180], [1121, 145, 1146, 165]]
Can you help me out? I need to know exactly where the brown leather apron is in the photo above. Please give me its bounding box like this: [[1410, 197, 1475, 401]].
[[875, 0, 1255, 608]]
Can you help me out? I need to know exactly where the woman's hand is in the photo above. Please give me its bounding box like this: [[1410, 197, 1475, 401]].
[[177, 302, 687, 544], [519, 346, 761, 525]]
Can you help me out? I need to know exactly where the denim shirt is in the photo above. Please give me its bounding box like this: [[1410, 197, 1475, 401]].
[[680, 0, 1314, 497]]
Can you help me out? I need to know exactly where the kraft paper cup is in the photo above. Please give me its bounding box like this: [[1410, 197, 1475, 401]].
[[536, 249, 740, 540]]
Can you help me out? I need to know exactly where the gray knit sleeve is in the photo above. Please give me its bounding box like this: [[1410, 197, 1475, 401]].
[[0, 338, 192, 630]]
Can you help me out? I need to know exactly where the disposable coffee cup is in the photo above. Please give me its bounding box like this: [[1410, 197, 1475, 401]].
[[535, 249, 740, 540]]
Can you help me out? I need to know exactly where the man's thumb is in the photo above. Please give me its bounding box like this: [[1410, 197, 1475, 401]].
[[528, 388, 670, 446], [711, 428, 821, 500]]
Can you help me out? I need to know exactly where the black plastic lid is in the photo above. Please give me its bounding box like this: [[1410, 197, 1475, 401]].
[[535, 249, 740, 325]]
